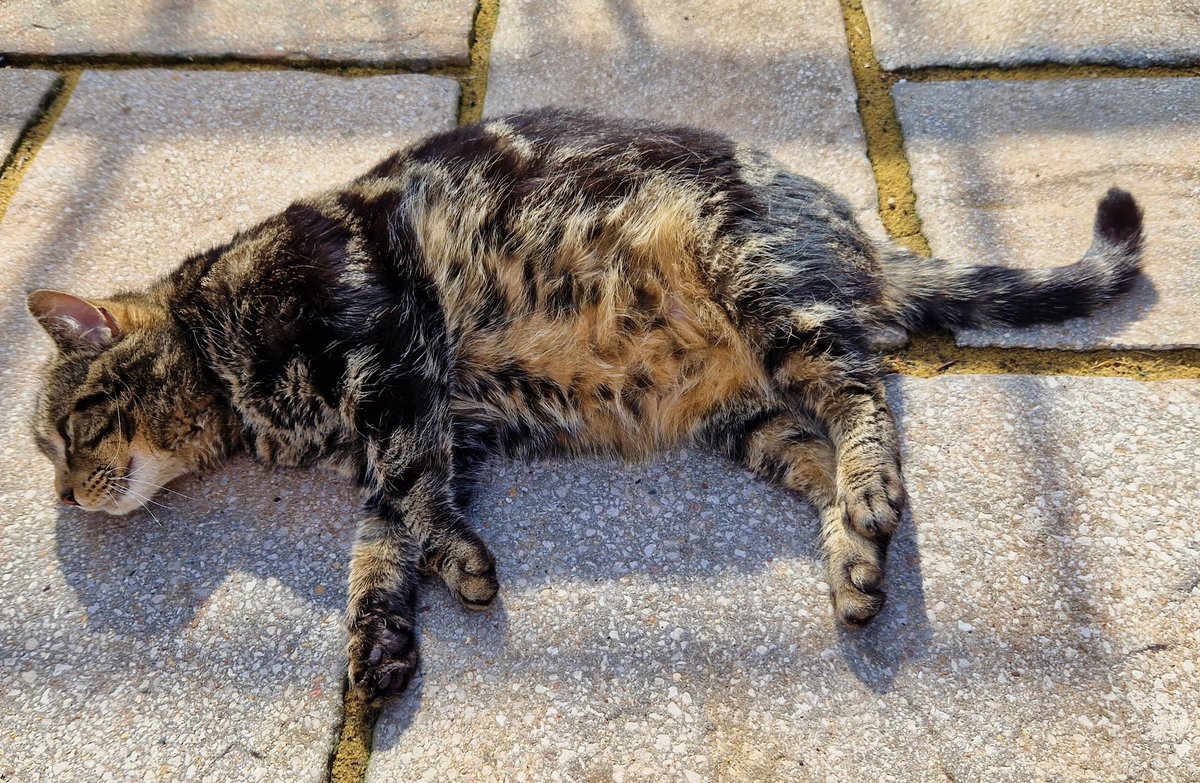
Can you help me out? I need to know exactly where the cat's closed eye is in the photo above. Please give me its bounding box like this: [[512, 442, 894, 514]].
[[56, 417, 71, 452]]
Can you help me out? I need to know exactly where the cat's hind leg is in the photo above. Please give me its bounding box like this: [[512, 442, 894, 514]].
[[706, 405, 890, 626], [761, 306, 905, 540]]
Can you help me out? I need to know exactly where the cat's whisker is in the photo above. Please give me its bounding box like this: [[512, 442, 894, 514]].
[[134, 496, 164, 527], [123, 458, 154, 479]]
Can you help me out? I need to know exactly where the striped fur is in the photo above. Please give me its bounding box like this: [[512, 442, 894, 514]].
[[26, 108, 1144, 701]]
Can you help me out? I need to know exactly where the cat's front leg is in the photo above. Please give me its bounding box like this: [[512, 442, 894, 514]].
[[347, 432, 499, 701], [346, 508, 423, 700]]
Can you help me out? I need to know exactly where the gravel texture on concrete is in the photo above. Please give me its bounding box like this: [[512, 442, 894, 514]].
[[860, 0, 1200, 70], [0, 0, 477, 66], [484, 0, 883, 232], [0, 69, 58, 164], [367, 375, 1200, 782], [893, 77, 1200, 350], [0, 70, 457, 782]]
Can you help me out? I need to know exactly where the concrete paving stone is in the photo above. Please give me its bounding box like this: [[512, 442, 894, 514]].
[[861, 0, 1200, 70], [0, 70, 457, 782], [485, 0, 884, 232], [893, 77, 1200, 349], [0, 0, 476, 66], [0, 69, 58, 164], [368, 375, 1200, 782]]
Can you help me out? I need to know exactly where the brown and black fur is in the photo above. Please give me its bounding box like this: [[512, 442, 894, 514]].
[[26, 108, 1145, 702]]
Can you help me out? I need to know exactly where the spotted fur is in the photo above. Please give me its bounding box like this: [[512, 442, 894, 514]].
[[26, 108, 1144, 701]]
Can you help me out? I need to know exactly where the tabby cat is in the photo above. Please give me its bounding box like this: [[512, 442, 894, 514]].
[[26, 108, 1144, 702]]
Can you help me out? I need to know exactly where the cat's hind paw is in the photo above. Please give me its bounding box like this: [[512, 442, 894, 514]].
[[826, 537, 888, 628], [839, 464, 904, 539], [830, 558, 886, 628]]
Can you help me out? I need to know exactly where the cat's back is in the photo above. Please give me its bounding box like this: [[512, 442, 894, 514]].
[[361, 108, 775, 333]]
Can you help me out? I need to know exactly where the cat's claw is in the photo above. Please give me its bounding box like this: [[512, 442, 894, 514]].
[[348, 615, 419, 702]]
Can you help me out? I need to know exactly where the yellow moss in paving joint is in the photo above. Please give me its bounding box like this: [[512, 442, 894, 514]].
[[887, 333, 1200, 380], [458, 0, 501, 126], [328, 684, 381, 783], [837, 0, 929, 256], [899, 62, 1200, 83], [0, 69, 80, 227]]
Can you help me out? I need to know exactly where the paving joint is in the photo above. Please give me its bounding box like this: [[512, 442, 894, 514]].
[[838, 0, 929, 256], [884, 335, 1200, 381], [458, 0, 500, 125], [895, 62, 1200, 82], [0, 52, 468, 75], [0, 68, 78, 226]]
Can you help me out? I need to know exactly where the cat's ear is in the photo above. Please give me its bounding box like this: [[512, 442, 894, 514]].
[[26, 289, 123, 352]]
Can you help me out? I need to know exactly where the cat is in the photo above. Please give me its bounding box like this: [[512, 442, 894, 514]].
[[25, 108, 1144, 702]]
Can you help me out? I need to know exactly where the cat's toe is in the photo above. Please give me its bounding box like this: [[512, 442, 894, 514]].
[[349, 616, 420, 702], [840, 471, 904, 538]]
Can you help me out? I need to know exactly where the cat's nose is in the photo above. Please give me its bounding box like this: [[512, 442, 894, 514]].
[[60, 488, 78, 506]]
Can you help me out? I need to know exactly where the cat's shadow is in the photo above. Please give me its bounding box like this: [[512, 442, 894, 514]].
[[53, 457, 356, 641], [55, 420, 932, 697]]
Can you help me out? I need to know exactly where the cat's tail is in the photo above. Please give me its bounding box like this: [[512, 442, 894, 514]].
[[877, 187, 1144, 333]]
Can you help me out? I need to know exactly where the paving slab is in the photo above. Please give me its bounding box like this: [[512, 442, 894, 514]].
[[0, 69, 58, 165], [368, 375, 1200, 782], [893, 77, 1200, 349], [0, 70, 457, 782], [485, 0, 883, 231], [0, 0, 476, 66], [861, 0, 1200, 70]]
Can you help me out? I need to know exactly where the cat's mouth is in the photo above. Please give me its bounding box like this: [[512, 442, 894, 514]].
[[103, 455, 157, 516]]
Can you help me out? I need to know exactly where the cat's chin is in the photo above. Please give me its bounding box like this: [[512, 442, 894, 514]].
[[101, 498, 142, 517]]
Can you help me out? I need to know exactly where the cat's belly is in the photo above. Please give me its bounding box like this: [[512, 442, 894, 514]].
[[450, 291, 769, 459]]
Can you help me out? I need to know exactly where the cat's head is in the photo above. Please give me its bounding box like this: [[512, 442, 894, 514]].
[[26, 290, 237, 515]]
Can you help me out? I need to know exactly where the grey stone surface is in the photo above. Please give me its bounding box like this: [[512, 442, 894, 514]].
[[485, 0, 884, 232], [0, 69, 57, 165], [893, 77, 1200, 349], [0, 0, 476, 66], [0, 70, 457, 782], [368, 375, 1200, 782], [861, 0, 1200, 70]]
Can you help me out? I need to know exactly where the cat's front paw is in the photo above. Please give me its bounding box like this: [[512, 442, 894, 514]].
[[430, 534, 499, 610], [348, 612, 419, 702], [839, 464, 905, 538]]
